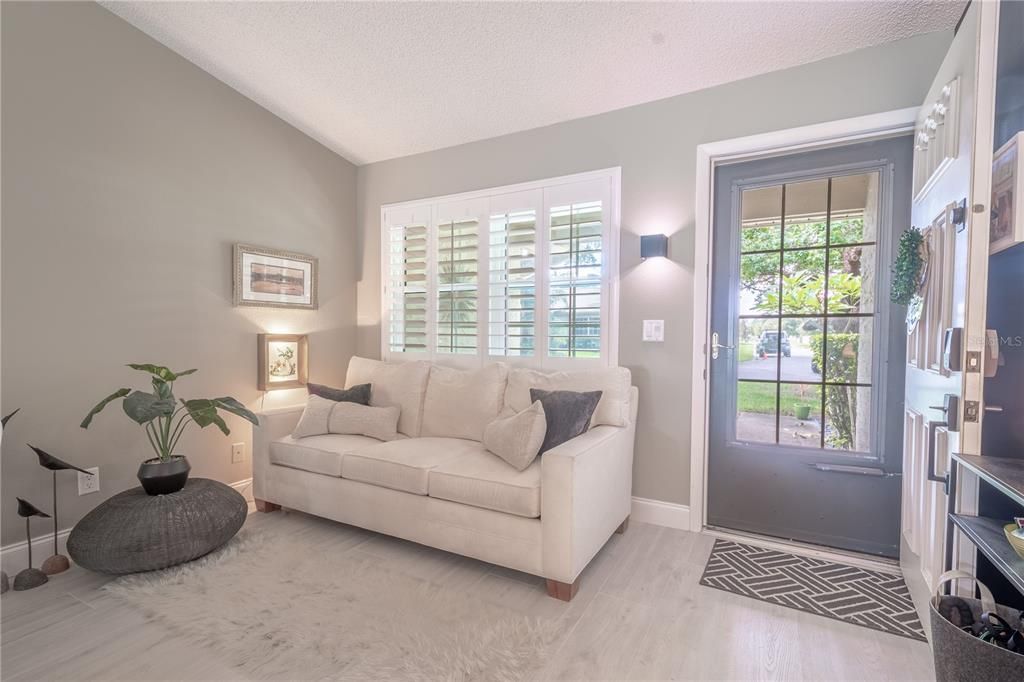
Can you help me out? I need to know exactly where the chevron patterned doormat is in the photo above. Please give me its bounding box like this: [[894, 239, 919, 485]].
[[700, 539, 926, 641]]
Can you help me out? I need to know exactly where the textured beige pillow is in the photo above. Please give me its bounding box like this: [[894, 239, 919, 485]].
[[328, 402, 400, 441], [421, 363, 508, 441], [503, 366, 631, 427], [292, 395, 335, 438], [345, 356, 430, 437], [292, 394, 401, 441], [482, 401, 547, 471]]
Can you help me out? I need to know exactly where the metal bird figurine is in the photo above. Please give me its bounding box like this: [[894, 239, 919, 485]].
[[30, 445, 92, 575], [14, 497, 51, 590], [1, 408, 20, 428]]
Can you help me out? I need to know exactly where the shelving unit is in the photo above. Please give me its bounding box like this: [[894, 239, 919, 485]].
[[945, 453, 1024, 595]]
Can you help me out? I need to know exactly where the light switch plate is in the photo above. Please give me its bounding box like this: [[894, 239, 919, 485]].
[[78, 467, 99, 495], [232, 442, 245, 464], [643, 320, 665, 342]]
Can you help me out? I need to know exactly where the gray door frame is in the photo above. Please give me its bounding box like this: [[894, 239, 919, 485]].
[[706, 135, 912, 557]]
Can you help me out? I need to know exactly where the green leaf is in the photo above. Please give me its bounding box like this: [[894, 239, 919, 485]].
[[152, 377, 174, 401], [182, 399, 230, 435], [212, 397, 260, 426], [80, 388, 131, 428], [122, 391, 175, 425], [127, 364, 198, 382]]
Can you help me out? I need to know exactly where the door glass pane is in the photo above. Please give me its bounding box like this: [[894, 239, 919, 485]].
[[739, 318, 779, 381], [740, 252, 780, 315], [783, 178, 828, 248], [780, 317, 822, 382], [741, 185, 782, 252], [736, 381, 777, 444], [830, 172, 879, 244], [827, 244, 875, 314], [824, 385, 871, 452], [825, 317, 873, 384], [781, 249, 825, 315], [780, 383, 822, 448], [729, 172, 880, 456]]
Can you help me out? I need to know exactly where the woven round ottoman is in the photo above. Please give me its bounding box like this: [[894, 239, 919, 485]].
[[67, 478, 247, 574]]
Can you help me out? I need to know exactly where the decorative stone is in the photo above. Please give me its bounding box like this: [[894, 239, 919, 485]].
[[67, 478, 247, 574], [13, 567, 48, 591], [41, 554, 70, 575]]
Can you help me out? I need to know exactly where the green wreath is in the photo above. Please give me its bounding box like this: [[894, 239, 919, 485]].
[[890, 227, 926, 306]]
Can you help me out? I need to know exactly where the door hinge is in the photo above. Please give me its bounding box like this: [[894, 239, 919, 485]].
[[952, 198, 967, 231], [964, 400, 980, 423]]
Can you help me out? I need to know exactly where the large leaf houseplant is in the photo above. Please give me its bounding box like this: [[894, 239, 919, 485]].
[[81, 364, 259, 495]]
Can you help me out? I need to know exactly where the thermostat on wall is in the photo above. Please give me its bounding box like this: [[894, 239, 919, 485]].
[[643, 320, 665, 342]]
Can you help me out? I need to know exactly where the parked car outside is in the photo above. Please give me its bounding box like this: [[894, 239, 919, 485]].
[[756, 330, 791, 358]]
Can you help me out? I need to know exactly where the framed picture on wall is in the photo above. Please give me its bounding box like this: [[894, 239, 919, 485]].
[[234, 244, 318, 309], [990, 132, 1024, 255], [257, 334, 308, 391]]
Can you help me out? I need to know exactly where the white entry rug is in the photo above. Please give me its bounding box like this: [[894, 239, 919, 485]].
[[104, 525, 558, 681]]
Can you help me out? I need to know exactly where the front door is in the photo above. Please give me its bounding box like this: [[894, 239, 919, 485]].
[[901, 0, 998, 590], [707, 136, 913, 558]]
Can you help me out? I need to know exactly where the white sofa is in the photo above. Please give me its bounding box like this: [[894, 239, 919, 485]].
[[253, 356, 638, 600]]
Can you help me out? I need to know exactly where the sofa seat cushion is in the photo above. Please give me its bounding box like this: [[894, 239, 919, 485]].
[[270, 434, 382, 477], [341, 437, 480, 495], [428, 449, 541, 519]]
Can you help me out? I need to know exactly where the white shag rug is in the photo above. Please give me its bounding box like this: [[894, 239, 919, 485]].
[[104, 527, 559, 681]]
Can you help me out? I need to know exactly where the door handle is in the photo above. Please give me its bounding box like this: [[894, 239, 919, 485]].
[[711, 332, 733, 360], [927, 420, 949, 492]]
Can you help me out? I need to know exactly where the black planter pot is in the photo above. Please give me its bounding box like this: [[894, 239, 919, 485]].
[[137, 456, 191, 495]]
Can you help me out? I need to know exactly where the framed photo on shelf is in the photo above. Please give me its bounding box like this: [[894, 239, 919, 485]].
[[257, 334, 308, 391], [990, 132, 1024, 255], [234, 244, 318, 309]]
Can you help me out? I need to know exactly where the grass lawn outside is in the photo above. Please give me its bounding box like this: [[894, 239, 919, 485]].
[[738, 342, 754, 363], [738, 381, 821, 417]]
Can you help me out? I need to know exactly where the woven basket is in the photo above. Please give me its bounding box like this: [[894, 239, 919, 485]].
[[67, 478, 247, 574]]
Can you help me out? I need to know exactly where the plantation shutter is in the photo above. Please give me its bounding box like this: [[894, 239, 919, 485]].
[[386, 212, 429, 353], [435, 210, 480, 355], [488, 192, 540, 357], [548, 199, 603, 358]]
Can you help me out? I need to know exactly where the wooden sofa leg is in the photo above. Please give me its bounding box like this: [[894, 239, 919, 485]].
[[615, 516, 629, 534], [546, 577, 580, 602], [254, 499, 280, 513]]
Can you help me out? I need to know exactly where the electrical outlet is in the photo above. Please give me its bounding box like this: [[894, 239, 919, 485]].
[[231, 442, 245, 464], [78, 467, 99, 495]]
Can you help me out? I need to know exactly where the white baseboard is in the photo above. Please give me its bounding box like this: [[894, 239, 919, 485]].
[[630, 496, 691, 530], [0, 528, 72, 575], [1, 477, 257, 574]]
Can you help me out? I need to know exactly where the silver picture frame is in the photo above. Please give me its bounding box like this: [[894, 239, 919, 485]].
[[233, 243, 318, 310]]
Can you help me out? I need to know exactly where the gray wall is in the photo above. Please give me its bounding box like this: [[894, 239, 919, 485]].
[[1, 2, 357, 547], [356, 31, 951, 507]]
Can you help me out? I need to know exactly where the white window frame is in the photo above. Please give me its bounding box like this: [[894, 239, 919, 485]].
[[381, 167, 621, 369]]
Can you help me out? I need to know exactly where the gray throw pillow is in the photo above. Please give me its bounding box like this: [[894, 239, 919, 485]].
[[530, 388, 603, 454], [308, 382, 371, 405]]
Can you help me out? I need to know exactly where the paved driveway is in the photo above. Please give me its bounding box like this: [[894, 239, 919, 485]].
[[738, 348, 818, 382]]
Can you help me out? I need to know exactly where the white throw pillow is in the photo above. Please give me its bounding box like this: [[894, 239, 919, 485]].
[[421, 363, 508, 441], [292, 395, 335, 438], [345, 356, 430, 437], [292, 395, 401, 441], [482, 401, 547, 471], [503, 367, 631, 427]]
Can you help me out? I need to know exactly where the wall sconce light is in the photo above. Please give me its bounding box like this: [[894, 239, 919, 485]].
[[640, 234, 669, 259]]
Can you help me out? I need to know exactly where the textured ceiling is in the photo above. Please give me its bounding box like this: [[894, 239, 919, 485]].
[[102, 1, 962, 165]]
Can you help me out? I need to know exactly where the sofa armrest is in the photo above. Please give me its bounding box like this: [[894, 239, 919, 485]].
[[252, 405, 304, 500], [541, 387, 638, 583]]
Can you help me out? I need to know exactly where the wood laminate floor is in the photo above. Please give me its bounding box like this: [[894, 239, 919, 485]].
[[0, 511, 936, 681]]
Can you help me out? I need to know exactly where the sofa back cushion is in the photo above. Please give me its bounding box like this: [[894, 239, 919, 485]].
[[345, 356, 430, 437], [421, 363, 508, 441], [503, 366, 631, 427]]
